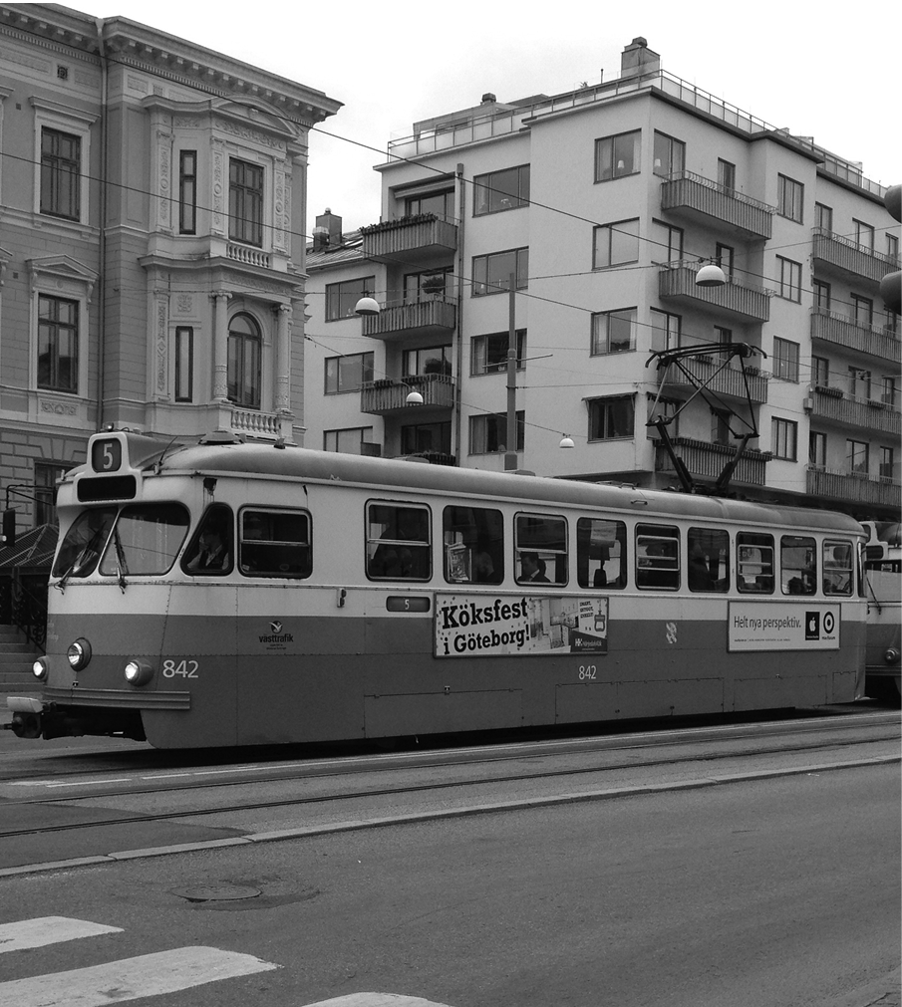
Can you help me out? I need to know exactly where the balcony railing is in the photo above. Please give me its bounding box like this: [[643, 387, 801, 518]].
[[660, 170, 775, 239], [361, 298, 457, 341], [811, 227, 899, 285], [807, 467, 901, 510], [658, 264, 770, 323], [654, 436, 770, 486], [662, 354, 769, 404], [810, 307, 901, 364], [809, 387, 902, 436], [227, 243, 271, 269], [361, 373, 455, 414], [359, 213, 458, 262]]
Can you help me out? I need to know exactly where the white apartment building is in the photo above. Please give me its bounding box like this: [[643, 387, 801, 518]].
[[305, 38, 900, 522]]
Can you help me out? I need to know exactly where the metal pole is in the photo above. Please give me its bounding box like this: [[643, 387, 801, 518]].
[[504, 272, 518, 471]]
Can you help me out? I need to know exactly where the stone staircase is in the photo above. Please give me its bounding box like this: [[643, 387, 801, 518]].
[[0, 624, 39, 696]]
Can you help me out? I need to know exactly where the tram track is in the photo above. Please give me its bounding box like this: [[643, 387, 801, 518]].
[[0, 712, 897, 841]]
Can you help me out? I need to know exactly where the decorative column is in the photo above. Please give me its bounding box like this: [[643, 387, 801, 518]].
[[211, 291, 231, 401], [274, 303, 292, 413]]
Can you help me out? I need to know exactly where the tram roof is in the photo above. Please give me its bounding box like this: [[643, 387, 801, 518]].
[[126, 440, 863, 535]]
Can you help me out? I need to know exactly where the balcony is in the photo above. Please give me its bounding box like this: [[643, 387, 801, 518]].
[[658, 264, 770, 323], [660, 170, 775, 239], [654, 436, 770, 486], [663, 355, 769, 404], [808, 387, 902, 436], [361, 373, 455, 415], [359, 213, 458, 263], [810, 307, 901, 365], [361, 298, 457, 341], [811, 227, 899, 285], [807, 467, 901, 511]]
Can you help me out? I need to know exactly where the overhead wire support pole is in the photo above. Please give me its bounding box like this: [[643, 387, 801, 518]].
[[505, 271, 518, 472]]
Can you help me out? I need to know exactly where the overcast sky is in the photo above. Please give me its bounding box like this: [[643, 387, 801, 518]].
[[95, 1, 897, 236]]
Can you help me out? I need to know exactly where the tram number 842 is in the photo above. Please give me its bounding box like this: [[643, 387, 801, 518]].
[[162, 660, 200, 679], [579, 665, 598, 681]]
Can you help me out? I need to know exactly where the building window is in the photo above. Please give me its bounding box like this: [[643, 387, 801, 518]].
[[175, 326, 193, 402], [40, 127, 81, 220], [846, 439, 869, 475], [887, 234, 900, 262], [594, 130, 640, 182], [813, 279, 831, 310], [772, 418, 798, 460], [404, 268, 451, 303], [473, 165, 530, 215], [653, 131, 685, 176], [852, 294, 874, 327], [879, 446, 895, 480], [37, 295, 79, 393], [34, 462, 68, 527], [777, 256, 802, 302], [227, 313, 261, 408], [853, 219, 875, 252], [651, 309, 681, 351], [325, 351, 374, 394], [472, 248, 528, 295], [229, 158, 263, 246], [717, 159, 736, 191], [814, 202, 833, 231], [401, 421, 451, 456], [777, 174, 804, 222], [323, 427, 375, 454], [715, 243, 734, 278], [405, 188, 454, 218], [471, 330, 526, 375], [812, 355, 829, 387], [591, 308, 636, 355], [849, 366, 871, 401], [652, 219, 683, 262], [886, 310, 900, 338], [773, 337, 800, 382], [325, 276, 376, 320], [404, 345, 451, 377], [588, 395, 635, 440], [715, 326, 733, 349], [809, 431, 827, 469], [178, 151, 197, 234], [882, 376, 898, 408], [469, 411, 524, 454], [593, 219, 639, 269]]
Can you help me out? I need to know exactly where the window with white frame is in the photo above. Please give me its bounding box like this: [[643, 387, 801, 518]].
[[809, 431, 827, 469], [717, 159, 736, 191], [887, 233, 899, 262], [813, 279, 831, 310], [882, 376, 898, 408], [852, 294, 874, 327], [772, 418, 798, 460], [879, 446, 895, 480], [325, 277, 376, 320], [591, 308, 636, 355], [777, 256, 802, 302], [471, 330, 526, 375], [651, 308, 681, 352], [812, 355, 829, 387], [473, 165, 530, 215], [593, 219, 639, 269], [853, 219, 875, 252], [772, 337, 800, 382], [472, 248, 528, 296], [594, 130, 640, 181], [325, 351, 374, 394], [814, 202, 833, 231], [405, 188, 454, 219], [653, 131, 685, 176], [846, 438, 868, 474], [777, 174, 804, 222], [652, 219, 683, 263]]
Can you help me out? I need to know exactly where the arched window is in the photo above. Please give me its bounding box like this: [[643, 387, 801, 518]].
[[227, 313, 261, 409]]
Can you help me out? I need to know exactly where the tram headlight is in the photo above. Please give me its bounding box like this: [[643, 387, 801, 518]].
[[124, 660, 154, 687], [32, 656, 49, 681], [67, 638, 92, 671], [885, 648, 900, 665]]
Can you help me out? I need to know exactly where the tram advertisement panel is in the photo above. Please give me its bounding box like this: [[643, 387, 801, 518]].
[[435, 594, 608, 658], [728, 601, 840, 652]]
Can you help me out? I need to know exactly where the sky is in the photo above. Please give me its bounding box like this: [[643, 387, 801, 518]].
[[93, 1, 898, 237]]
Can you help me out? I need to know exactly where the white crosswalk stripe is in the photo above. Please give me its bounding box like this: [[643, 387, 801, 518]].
[[0, 945, 280, 1006], [0, 916, 122, 953]]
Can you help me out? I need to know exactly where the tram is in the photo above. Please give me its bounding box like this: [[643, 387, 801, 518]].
[[861, 521, 901, 704], [7, 429, 868, 749]]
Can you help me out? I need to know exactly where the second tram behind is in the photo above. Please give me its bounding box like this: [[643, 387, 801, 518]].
[[7, 430, 868, 748], [861, 521, 901, 704]]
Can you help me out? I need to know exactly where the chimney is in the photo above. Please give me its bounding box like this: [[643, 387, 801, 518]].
[[481, 93, 497, 104], [620, 37, 660, 79], [313, 208, 342, 251]]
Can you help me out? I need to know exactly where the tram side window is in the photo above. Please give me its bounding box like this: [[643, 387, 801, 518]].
[[687, 528, 729, 593], [515, 513, 568, 585], [823, 540, 853, 596], [443, 506, 503, 584], [577, 518, 626, 589], [737, 533, 774, 593], [52, 506, 117, 578], [635, 523, 680, 590], [239, 509, 311, 578], [98, 504, 190, 576], [367, 502, 431, 580], [182, 504, 234, 575], [781, 535, 817, 595]]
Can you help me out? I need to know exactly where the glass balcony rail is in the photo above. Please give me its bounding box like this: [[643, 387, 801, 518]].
[[654, 435, 770, 486], [660, 170, 775, 239], [807, 466, 901, 510], [658, 263, 770, 322], [812, 227, 900, 285], [810, 307, 901, 364]]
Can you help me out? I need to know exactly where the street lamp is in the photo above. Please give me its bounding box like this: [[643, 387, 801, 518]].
[[695, 262, 726, 287], [559, 434, 575, 449], [354, 296, 423, 406]]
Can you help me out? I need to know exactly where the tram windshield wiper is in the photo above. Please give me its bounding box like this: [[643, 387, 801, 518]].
[[113, 528, 129, 592]]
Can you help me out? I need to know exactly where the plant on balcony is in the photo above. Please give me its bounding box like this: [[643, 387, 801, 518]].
[[815, 384, 843, 398], [421, 274, 446, 295], [372, 378, 393, 389]]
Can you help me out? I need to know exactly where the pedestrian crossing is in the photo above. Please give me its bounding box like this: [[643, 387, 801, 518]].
[[0, 916, 452, 1007]]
